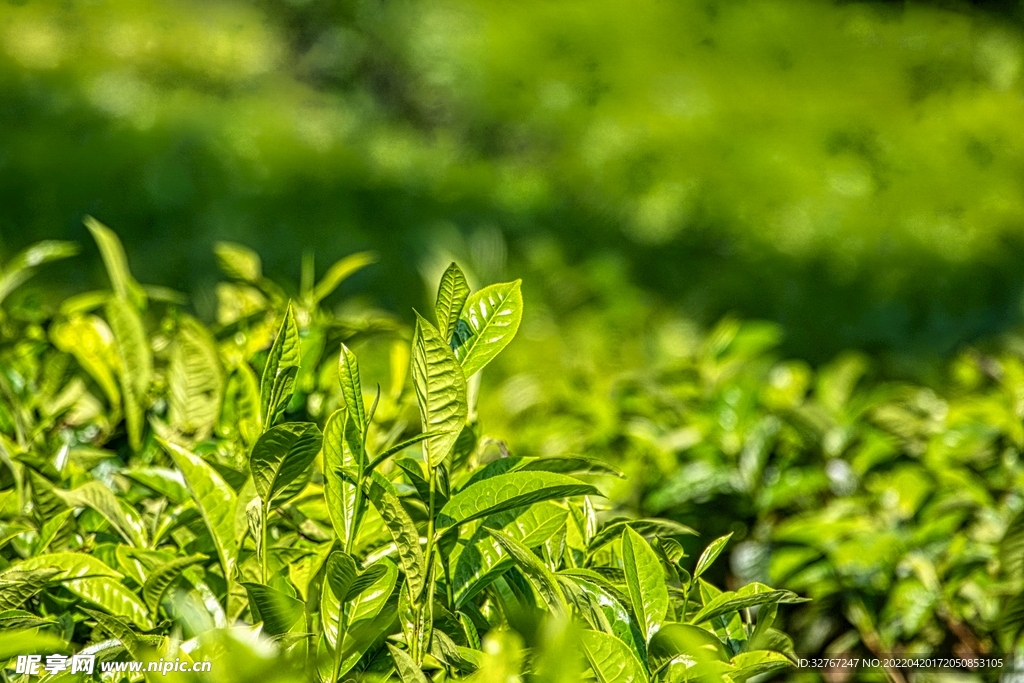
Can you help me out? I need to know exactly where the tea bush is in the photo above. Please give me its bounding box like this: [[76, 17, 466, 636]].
[[0, 224, 804, 682], [482, 261, 1024, 682]]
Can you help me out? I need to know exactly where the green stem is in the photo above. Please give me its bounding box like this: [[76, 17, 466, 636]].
[[424, 468, 437, 588], [345, 438, 369, 554], [416, 468, 438, 665], [260, 503, 269, 585], [331, 606, 349, 683]]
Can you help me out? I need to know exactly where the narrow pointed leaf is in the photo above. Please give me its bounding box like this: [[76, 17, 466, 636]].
[[312, 251, 376, 304], [106, 296, 151, 451], [487, 528, 567, 615], [692, 583, 806, 624], [323, 409, 359, 548], [85, 216, 145, 306], [259, 305, 300, 427], [451, 281, 523, 378], [434, 263, 470, 343], [622, 527, 668, 643], [412, 314, 467, 468], [694, 533, 732, 579], [163, 440, 238, 578], [338, 344, 365, 433], [0, 240, 78, 306]]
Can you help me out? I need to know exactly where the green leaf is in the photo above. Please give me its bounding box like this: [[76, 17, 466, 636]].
[[521, 455, 625, 478], [35, 510, 73, 553], [338, 344, 366, 434], [1001, 509, 1024, 579], [221, 364, 262, 447], [0, 240, 78, 306], [85, 216, 145, 307], [365, 477, 425, 599], [367, 431, 442, 472], [412, 314, 468, 468], [692, 583, 806, 624], [214, 242, 262, 283], [325, 551, 385, 605], [589, 519, 698, 555], [55, 481, 148, 548], [453, 502, 567, 607], [50, 314, 120, 407], [106, 296, 152, 451], [65, 576, 154, 630], [123, 467, 189, 505], [0, 568, 60, 611], [729, 651, 793, 682], [242, 582, 304, 636], [451, 280, 523, 378], [434, 262, 470, 343], [438, 471, 599, 529], [250, 422, 323, 506], [163, 440, 238, 579], [388, 644, 430, 683], [142, 554, 207, 614], [13, 552, 122, 580], [82, 608, 145, 660], [323, 409, 360, 549], [694, 533, 732, 579], [168, 316, 223, 440], [312, 251, 376, 304], [621, 527, 669, 643], [578, 628, 648, 683], [321, 558, 397, 647], [487, 528, 567, 616], [259, 304, 300, 428], [648, 623, 729, 674]]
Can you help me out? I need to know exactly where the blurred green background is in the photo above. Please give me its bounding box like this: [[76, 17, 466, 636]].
[[2, 0, 1024, 361]]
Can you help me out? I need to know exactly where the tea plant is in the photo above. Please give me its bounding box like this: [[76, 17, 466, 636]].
[[0, 224, 802, 682], [483, 266, 1024, 682]]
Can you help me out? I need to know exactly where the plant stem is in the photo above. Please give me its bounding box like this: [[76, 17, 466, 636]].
[[331, 606, 348, 683], [260, 503, 269, 585], [345, 423, 370, 554]]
